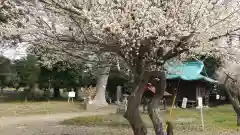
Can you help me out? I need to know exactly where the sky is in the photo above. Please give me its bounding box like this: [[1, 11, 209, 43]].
[[1, 44, 27, 60]]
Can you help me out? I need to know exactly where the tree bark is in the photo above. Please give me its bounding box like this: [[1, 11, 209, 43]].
[[124, 71, 150, 135], [91, 65, 110, 107], [28, 83, 38, 100], [53, 87, 60, 98], [224, 80, 240, 127], [74, 87, 78, 100], [148, 71, 173, 135], [226, 89, 240, 126], [237, 113, 240, 126], [0, 87, 3, 96]]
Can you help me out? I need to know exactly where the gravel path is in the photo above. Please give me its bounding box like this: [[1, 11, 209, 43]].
[[0, 109, 115, 135], [0, 108, 239, 135]]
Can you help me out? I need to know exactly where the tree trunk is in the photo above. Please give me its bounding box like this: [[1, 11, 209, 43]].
[[15, 86, 20, 92], [74, 87, 78, 100], [226, 89, 240, 126], [53, 88, 60, 98], [0, 87, 3, 96], [224, 83, 240, 127], [124, 71, 150, 135], [24, 86, 28, 102], [148, 71, 173, 135], [91, 65, 110, 107], [237, 113, 240, 126], [27, 83, 38, 100], [0, 87, 4, 102]]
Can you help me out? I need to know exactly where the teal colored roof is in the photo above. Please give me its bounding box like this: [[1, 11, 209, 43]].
[[165, 61, 217, 83]]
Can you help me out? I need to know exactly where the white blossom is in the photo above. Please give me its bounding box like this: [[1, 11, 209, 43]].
[[2, 0, 240, 72]]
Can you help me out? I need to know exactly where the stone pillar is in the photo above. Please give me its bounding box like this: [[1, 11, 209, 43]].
[[123, 94, 128, 112], [116, 94, 128, 113], [77, 87, 83, 100], [84, 96, 94, 110], [88, 96, 92, 104], [116, 85, 122, 105]]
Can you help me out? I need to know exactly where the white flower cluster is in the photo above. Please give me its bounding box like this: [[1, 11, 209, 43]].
[[2, 0, 240, 70], [81, 0, 240, 61]]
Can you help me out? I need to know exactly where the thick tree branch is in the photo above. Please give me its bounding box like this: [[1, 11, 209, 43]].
[[42, 31, 121, 52], [40, 0, 83, 16], [162, 48, 189, 62], [160, 32, 195, 63], [209, 27, 240, 41], [0, 0, 6, 9], [117, 51, 134, 71]]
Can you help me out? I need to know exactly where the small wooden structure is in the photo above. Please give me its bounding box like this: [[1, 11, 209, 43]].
[[165, 61, 217, 107]]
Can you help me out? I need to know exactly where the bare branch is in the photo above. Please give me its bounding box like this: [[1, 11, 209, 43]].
[[162, 32, 195, 61], [162, 48, 189, 62], [209, 27, 240, 41], [0, 0, 6, 9], [40, 0, 83, 16], [210, 7, 240, 28]]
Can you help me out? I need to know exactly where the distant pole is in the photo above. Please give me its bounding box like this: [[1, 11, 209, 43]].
[[200, 106, 204, 130], [48, 77, 51, 90], [198, 97, 204, 130]]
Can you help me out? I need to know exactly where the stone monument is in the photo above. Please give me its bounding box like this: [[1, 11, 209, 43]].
[[82, 86, 98, 110], [117, 94, 128, 113], [116, 85, 122, 105], [181, 97, 187, 108]]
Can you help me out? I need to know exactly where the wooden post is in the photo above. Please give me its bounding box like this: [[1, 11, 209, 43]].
[[198, 97, 204, 130], [200, 105, 204, 130], [164, 98, 166, 110]]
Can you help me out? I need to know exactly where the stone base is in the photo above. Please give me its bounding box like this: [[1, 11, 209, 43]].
[[91, 100, 108, 107], [116, 108, 126, 114], [196, 106, 209, 109], [116, 104, 127, 113], [84, 103, 99, 111], [84, 102, 108, 111]]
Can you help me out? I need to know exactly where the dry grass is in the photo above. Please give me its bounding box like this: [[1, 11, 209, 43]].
[[0, 101, 84, 117], [62, 105, 240, 134]]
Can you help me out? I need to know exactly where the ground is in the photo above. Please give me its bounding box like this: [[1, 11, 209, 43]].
[[0, 101, 240, 135], [0, 101, 84, 116], [0, 101, 116, 135], [62, 105, 240, 135]]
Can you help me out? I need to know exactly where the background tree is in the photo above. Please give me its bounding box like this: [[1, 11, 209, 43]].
[[0, 56, 11, 95], [13, 54, 40, 100], [50, 61, 84, 99], [107, 67, 131, 100]]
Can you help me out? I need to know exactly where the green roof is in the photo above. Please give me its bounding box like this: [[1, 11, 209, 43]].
[[165, 61, 217, 83]]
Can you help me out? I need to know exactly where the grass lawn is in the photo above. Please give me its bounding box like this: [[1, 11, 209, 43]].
[[0, 101, 84, 117], [62, 105, 240, 134]]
